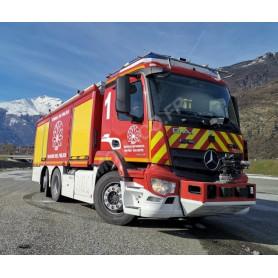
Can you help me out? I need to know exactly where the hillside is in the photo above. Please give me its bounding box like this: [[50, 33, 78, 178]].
[[221, 52, 278, 159]]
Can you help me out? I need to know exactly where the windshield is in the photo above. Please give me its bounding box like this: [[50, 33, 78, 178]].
[[148, 73, 239, 131]]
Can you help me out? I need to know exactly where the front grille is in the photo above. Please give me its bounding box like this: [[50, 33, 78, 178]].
[[170, 149, 224, 182]]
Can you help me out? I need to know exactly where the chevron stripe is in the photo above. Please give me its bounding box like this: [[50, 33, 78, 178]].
[[151, 144, 167, 163], [214, 132, 229, 152], [193, 130, 209, 150], [164, 126, 244, 154], [151, 130, 164, 150], [169, 132, 181, 147], [231, 133, 243, 152]]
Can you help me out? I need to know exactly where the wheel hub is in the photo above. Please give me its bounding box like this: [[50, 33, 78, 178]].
[[103, 183, 123, 212]]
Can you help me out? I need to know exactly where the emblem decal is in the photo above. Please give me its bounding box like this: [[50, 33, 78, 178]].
[[52, 120, 63, 151], [127, 125, 142, 145]]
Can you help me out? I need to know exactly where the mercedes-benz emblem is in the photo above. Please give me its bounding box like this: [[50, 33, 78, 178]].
[[204, 149, 219, 171]]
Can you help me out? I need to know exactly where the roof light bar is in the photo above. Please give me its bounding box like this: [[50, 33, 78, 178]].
[[106, 52, 222, 80]]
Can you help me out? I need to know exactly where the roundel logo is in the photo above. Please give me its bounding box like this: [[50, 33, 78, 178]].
[[203, 149, 219, 171], [127, 125, 142, 145], [52, 120, 64, 151]]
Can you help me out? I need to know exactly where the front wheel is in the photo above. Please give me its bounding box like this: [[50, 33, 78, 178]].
[[94, 171, 135, 225]]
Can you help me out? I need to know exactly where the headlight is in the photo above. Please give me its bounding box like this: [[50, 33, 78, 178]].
[[151, 178, 176, 195]]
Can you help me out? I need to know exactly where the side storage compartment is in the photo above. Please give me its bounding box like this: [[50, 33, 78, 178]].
[[69, 86, 103, 167], [62, 172, 75, 199], [33, 121, 50, 166], [73, 168, 98, 204], [70, 99, 93, 162]]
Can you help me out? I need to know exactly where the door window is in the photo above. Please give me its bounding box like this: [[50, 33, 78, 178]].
[[118, 80, 144, 121]]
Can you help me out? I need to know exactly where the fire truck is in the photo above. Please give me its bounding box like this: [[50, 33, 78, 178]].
[[32, 53, 256, 225]]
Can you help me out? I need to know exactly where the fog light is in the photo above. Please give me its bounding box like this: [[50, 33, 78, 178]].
[[151, 178, 176, 195]]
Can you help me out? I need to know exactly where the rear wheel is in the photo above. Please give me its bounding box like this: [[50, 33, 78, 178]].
[[51, 168, 62, 202], [40, 168, 51, 197], [94, 171, 135, 225], [40, 169, 48, 192]]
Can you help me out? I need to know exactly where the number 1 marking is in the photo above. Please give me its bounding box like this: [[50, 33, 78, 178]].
[[104, 92, 111, 120]]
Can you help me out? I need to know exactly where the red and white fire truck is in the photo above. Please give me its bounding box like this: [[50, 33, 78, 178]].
[[32, 53, 256, 225]]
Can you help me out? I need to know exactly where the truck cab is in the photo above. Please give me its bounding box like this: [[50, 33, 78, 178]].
[[94, 53, 255, 223]]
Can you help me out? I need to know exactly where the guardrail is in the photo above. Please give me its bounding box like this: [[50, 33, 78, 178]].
[[0, 154, 33, 162]]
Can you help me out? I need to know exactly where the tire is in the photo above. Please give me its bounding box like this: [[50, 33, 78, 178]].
[[94, 171, 135, 225], [50, 168, 62, 202], [40, 168, 49, 193], [44, 169, 52, 198]]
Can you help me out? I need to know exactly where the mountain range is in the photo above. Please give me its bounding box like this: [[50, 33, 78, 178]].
[[221, 52, 278, 159], [0, 52, 277, 158], [0, 96, 62, 146]]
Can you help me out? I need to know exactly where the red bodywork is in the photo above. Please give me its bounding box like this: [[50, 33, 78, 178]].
[[36, 85, 103, 168], [34, 58, 256, 209]]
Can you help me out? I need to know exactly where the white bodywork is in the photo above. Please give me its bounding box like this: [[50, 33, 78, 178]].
[[32, 166, 254, 218], [32, 166, 97, 204], [180, 199, 255, 217], [121, 181, 183, 218], [120, 181, 255, 218]]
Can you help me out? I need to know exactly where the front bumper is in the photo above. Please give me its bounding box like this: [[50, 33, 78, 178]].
[[121, 178, 256, 218]]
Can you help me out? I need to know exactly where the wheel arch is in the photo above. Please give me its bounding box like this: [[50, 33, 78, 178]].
[[96, 160, 117, 184], [94, 151, 128, 184]]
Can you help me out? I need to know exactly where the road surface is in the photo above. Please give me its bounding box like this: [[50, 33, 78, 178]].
[[0, 169, 277, 254]]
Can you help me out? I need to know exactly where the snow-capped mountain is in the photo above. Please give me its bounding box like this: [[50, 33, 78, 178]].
[[0, 95, 62, 116], [0, 95, 63, 146]]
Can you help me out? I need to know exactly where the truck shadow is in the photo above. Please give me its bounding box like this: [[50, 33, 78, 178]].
[[130, 198, 278, 252]]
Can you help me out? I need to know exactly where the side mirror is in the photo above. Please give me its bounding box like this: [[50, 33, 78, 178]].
[[116, 75, 130, 114], [231, 96, 240, 127]]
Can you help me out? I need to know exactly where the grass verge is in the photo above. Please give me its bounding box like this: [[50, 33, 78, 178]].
[[246, 159, 278, 176]]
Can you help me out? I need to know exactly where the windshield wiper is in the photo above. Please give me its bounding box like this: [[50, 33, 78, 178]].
[[158, 110, 212, 125]]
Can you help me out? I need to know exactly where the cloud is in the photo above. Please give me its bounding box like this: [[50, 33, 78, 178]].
[[188, 29, 207, 58]]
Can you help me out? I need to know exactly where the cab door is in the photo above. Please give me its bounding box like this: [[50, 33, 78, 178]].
[[101, 75, 150, 163]]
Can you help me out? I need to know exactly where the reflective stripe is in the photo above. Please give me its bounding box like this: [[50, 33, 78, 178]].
[[193, 130, 209, 150], [231, 133, 243, 151], [214, 132, 229, 152], [151, 131, 164, 150], [169, 133, 180, 146], [166, 126, 243, 153], [152, 144, 167, 163]]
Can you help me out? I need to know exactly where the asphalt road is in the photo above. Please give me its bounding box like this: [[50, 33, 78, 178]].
[[0, 169, 277, 255]]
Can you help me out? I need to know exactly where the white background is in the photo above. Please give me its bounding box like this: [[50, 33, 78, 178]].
[[0, 0, 277, 277]]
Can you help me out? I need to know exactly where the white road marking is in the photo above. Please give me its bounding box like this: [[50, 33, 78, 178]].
[[35, 200, 55, 203], [247, 174, 278, 181], [0, 169, 31, 181]]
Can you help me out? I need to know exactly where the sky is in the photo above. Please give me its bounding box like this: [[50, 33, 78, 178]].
[[0, 22, 278, 101]]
